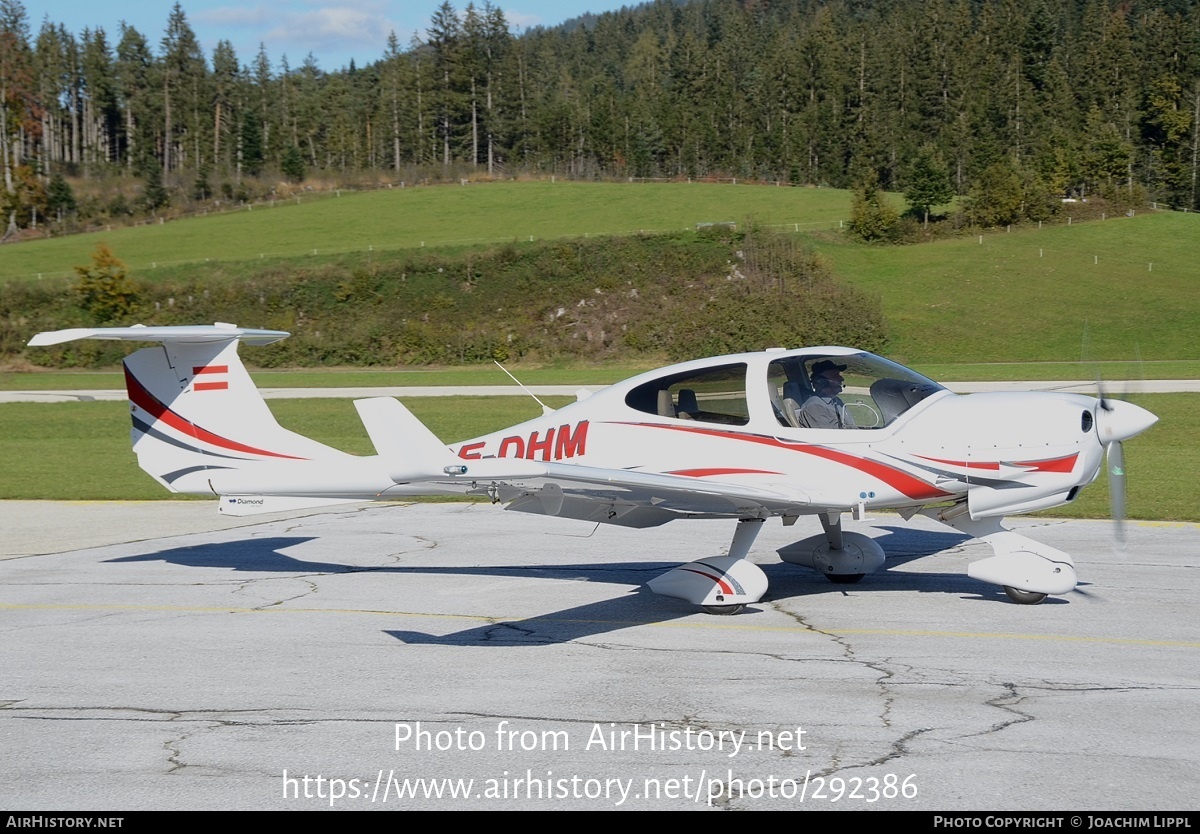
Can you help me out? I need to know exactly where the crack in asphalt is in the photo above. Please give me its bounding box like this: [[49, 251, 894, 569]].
[[255, 578, 321, 609], [164, 727, 189, 773], [761, 598, 937, 798], [972, 680, 1037, 740], [767, 599, 897, 704], [6, 708, 321, 722]]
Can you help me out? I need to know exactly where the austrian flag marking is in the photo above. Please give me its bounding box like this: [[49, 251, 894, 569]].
[[192, 364, 229, 392]]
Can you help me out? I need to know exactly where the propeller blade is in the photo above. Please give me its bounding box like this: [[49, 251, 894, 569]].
[[1108, 441, 1126, 546]]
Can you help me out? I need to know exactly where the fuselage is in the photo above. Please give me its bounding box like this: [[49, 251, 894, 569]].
[[449, 347, 1135, 518]]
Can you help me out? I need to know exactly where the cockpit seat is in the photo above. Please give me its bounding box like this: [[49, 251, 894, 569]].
[[657, 389, 676, 418], [676, 388, 699, 419], [780, 381, 811, 429]]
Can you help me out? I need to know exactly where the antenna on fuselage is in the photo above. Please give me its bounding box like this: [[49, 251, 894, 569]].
[[494, 360, 554, 416]]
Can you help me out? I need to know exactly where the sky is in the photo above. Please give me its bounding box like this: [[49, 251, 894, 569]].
[[23, 1, 636, 72]]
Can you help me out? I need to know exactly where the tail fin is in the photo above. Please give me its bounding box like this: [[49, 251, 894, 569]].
[[29, 324, 350, 495]]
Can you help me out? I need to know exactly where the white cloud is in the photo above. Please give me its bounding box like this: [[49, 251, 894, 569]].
[[203, 2, 393, 65], [504, 10, 543, 30], [274, 9, 362, 40], [193, 5, 273, 28]]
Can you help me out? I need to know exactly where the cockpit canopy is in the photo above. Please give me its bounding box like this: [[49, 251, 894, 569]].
[[767, 353, 944, 428], [624, 350, 945, 430]]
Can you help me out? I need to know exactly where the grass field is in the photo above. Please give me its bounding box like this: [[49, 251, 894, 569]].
[[0, 393, 1189, 522], [807, 211, 1199, 364], [0, 180, 851, 282]]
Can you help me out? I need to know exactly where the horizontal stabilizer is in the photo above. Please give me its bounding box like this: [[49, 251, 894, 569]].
[[354, 397, 456, 483], [28, 323, 289, 347], [354, 397, 548, 483]]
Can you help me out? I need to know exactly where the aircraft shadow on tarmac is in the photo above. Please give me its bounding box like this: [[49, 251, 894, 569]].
[[102, 526, 1059, 645]]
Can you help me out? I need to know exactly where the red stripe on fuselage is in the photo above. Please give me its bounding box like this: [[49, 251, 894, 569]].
[[193, 365, 229, 375], [1012, 454, 1078, 473], [124, 364, 306, 460], [916, 453, 1077, 474], [667, 468, 781, 478], [794, 445, 949, 500], [193, 381, 229, 391], [617, 422, 950, 500]]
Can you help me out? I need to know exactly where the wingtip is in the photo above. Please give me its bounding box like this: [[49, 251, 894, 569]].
[[27, 328, 95, 347]]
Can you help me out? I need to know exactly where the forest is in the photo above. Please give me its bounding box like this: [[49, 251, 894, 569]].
[[1, 0, 1198, 238]]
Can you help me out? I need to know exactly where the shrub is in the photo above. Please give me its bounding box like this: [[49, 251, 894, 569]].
[[74, 243, 139, 324]]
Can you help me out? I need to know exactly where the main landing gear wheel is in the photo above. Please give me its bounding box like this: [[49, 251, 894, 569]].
[[826, 573, 865, 584], [702, 604, 745, 615], [1003, 586, 1048, 605]]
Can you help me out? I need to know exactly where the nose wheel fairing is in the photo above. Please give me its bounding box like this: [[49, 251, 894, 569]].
[[926, 510, 1078, 597]]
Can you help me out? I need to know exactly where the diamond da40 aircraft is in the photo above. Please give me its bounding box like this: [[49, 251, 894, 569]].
[[30, 323, 1157, 613]]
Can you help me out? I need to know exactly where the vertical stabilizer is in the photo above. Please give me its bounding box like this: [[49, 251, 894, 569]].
[[29, 324, 350, 494]]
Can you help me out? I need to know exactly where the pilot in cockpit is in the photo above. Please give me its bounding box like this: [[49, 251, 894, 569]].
[[797, 360, 857, 429]]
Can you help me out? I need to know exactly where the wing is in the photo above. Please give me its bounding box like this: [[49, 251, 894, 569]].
[[507, 460, 813, 527], [355, 397, 815, 528]]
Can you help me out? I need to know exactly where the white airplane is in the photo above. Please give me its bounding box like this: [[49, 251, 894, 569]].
[[29, 323, 1157, 613]]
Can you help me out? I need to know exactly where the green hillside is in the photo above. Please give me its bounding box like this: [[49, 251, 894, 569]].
[[2, 181, 1195, 374], [809, 210, 1198, 365], [0, 181, 850, 282]]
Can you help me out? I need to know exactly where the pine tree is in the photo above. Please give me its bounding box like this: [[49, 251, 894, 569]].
[[240, 114, 264, 176], [849, 172, 900, 242], [280, 144, 304, 182], [141, 158, 168, 211], [965, 159, 1024, 227], [428, 1, 465, 167], [192, 164, 209, 200], [46, 172, 75, 217], [115, 24, 155, 172], [252, 44, 276, 161], [481, 2, 511, 175], [160, 3, 207, 176], [1141, 75, 1193, 207], [905, 146, 954, 226], [81, 27, 120, 167], [211, 40, 239, 175], [382, 31, 405, 172]]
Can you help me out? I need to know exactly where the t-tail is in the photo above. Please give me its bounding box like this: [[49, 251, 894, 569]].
[[28, 323, 391, 515]]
